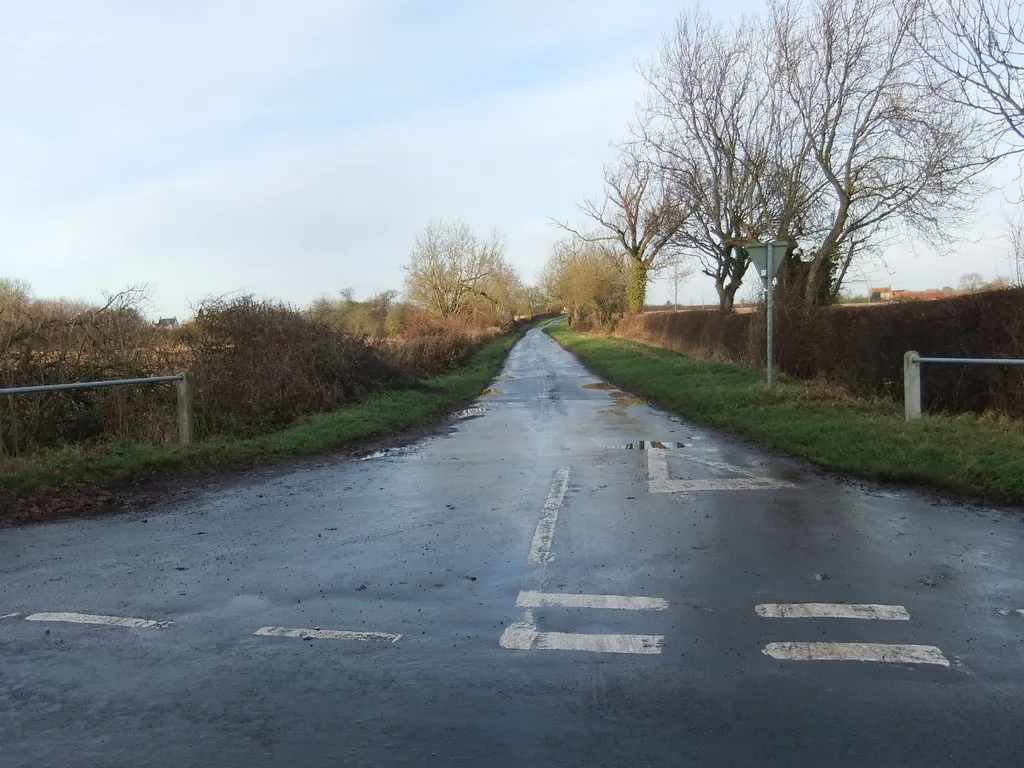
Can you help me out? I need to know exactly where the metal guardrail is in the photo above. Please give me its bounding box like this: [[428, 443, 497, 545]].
[[903, 351, 1024, 420], [0, 372, 194, 452]]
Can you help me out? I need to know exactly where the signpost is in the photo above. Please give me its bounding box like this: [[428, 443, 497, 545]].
[[743, 240, 788, 388]]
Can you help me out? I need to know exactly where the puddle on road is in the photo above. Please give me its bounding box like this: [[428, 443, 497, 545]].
[[454, 405, 486, 420], [609, 390, 644, 406], [583, 382, 643, 405], [359, 444, 420, 461], [610, 440, 687, 450]]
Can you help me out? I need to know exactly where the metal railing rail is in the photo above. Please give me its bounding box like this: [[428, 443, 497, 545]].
[[903, 351, 1024, 420], [0, 372, 193, 452]]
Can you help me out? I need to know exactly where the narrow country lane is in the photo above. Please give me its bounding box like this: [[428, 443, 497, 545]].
[[2, 326, 1024, 767]]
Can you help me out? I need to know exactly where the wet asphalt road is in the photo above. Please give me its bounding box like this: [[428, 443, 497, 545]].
[[3, 326, 1024, 767]]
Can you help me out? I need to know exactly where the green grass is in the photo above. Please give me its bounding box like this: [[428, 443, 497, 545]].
[[548, 324, 1024, 505], [0, 330, 524, 497]]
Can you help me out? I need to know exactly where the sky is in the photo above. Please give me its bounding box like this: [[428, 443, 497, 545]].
[[1, 0, 1020, 319]]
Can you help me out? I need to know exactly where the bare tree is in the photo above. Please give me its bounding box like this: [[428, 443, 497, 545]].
[[959, 270, 988, 290], [915, 0, 1024, 154], [541, 236, 628, 325], [1011, 209, 1024, 285], [556, 149, 689, 314], [404, 219, 514, 320], [638, 9, 778, 314], [769, 0, 991, 305]]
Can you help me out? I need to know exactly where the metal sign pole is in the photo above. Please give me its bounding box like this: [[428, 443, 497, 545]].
[[743, 239, 786, 390], [766, 242, 774, 389]]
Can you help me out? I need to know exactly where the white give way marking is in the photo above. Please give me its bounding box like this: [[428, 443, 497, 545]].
[[24, 612, 172, 629], [756, 603, 910, 620], [764, 642, 950, 666], [647, 447, 795, 494], [505, 468, 669, 655], [500, 608, 663, 655], [757, 602, 949, 666], [254, 626, 401, 642], [517, 591, 669, 611]]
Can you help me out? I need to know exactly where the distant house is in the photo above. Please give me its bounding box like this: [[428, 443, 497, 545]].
[[891, 288, 961, 302], [869, 286, 894, 302], [156, 317, 178, 328]]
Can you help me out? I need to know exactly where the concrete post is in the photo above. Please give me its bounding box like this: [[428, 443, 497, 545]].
[[904, 351, 921, 421], [176, 371, 193, 445]]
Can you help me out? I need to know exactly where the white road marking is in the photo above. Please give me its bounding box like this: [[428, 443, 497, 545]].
[[1, 612, 21, 619], [253, 626, 401, 642], [756, 603, 910, 620], [997, 608, 1024, 617], [500, 627, 662, 655], [763, 642, 950, 666], [533, 632, 663, 654], [528, 467, 570, 564], [647, 446, 672, 493], [517, 590, 669, 611], [647, 448, 795, 494], [24, 612, 171, 629]]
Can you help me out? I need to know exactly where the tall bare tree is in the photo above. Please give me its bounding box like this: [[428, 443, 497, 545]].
[[638, 9, 802, 313], [557, 149, 689, 314], [915, 0, 1024, 153], [769, 0, 991, 305], [637, 0, 991, 310], [1010, 209, 1024, 284]]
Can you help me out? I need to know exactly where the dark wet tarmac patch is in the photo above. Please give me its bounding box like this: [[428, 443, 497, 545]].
[[610, 441, 687, 449], [582, 382, 615, 390]]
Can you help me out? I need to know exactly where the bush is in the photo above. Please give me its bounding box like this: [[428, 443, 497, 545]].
[[616, 289, 1024, 416], [0, 292, 527, 455], [189, 297, 404, 437]]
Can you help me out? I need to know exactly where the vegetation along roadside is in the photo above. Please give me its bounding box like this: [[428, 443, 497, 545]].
[[547, 324, 1024, 506], [0, 328, 528, 524]]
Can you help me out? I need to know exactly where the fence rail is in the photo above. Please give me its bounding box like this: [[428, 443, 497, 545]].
[[903, 351, 1024, 420], [0, 372, 193, 454]]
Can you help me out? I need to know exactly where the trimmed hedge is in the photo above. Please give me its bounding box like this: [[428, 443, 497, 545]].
[[615, 288, 1024, 416]]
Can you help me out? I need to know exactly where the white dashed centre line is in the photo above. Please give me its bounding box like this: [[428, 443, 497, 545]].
[[1, 612, 21, 619], [24, 612, 172, 629], [254, 627, 402, 642], [756, 603, 910, 620], [517, 591, 668, 611], [528, 467, 570, 565]]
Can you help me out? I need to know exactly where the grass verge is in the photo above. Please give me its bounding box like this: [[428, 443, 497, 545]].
[[0, 329, 525, 512], [548, 324, 1024, 505]]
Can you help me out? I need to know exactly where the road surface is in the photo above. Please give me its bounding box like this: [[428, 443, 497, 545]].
[[2, 326, 1024, 766]]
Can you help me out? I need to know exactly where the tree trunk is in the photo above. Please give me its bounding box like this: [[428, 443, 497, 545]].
[[776, 256, 837, 308], [627, 260, 649, 314], [715, 278, 738, 314]]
